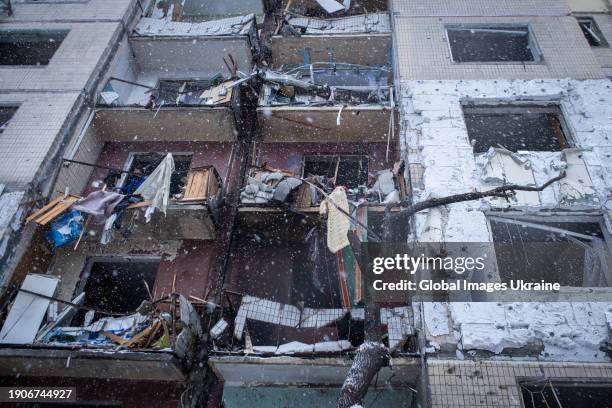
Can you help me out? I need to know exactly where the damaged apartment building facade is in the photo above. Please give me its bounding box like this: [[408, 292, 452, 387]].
[[0, 0, 414, 407], [394, 0, 612, 407], [0, 0, 612, 407]]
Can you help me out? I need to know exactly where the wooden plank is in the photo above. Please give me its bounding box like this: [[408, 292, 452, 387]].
[[36, 196, 79, 225], [200, 82, 234, 105], [200, 170, 209, 199], [144, 321, 161, 348], [184, 171, 196, 197], [101, 331, 127, 345], [26, 195, 64, 223], [35, 196, 79, 226], [177, 197, 207, 203], [190, 171, 204, 198], [123, 325, 154, 348], [126, 200, 152, 210], [182, 169, 209, 201]]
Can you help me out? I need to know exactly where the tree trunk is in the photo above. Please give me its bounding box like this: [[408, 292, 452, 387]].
[[336, 341, 389, 408]]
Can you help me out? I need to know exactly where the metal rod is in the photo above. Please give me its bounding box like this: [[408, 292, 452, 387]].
[[109, 76, 153, 90], [18, 288, 125, 316], [62, 158, 142, 177]]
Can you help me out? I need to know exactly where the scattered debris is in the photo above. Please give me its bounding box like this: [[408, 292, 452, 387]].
[[240, 162, 403, 207], [285, 13, 390, 35], [260, 64, 391, 107], [0, 274, 60, 344]]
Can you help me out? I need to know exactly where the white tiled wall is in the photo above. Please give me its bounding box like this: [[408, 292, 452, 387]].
[[393, 16, 604, 80], [0, 92, 81, 187]]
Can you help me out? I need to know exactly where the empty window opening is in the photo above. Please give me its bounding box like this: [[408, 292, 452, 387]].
[[577, 17, 608, 47], [303, 155, 368, 189], [0, 30, 67, 66], [520, 379, 612, 408], [120, 153, 192, 196], [157, 79, 219, 106], [74, 258, 160, 325], [447, 26, 538, 63], [489, 216, 609, 287], [463, 105, 570, 153], [0, 106, 17, 134]]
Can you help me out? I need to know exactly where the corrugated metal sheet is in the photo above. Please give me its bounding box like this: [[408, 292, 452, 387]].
[[134, 14, 255, 37], [286, 13, 391, 34]]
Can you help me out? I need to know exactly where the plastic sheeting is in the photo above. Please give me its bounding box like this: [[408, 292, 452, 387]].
[[45, 209, 84, 249], [134, 153, 175, 222]]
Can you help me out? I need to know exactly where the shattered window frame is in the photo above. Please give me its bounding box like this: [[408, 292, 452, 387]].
[[445, 24, 542, 64], [0, 106, 18, 134], [156, 79, 216, 106], [462, 102, 573, 153], [519, 378, 612, 408], [486, 212, 612, 288], [576, 17, 609, 47], [302, 154, 369, 189], [118, 151, 193, 196], [73, 255, 161, 322], [0, 29, 69, 66]]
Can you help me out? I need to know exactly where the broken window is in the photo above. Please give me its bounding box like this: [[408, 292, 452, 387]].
[[157, 79, 219, 106], [577, 17, 608, 47], [303, 155, 368, 188], [489, 215, 610, 287], [447, 26, 539, 63], [74, 258, 159, 324], [463, 104, 570, 153], [0, 30, 68, 66], [0, 106, 17, 134], [121, 153, 192, 196], [520, 379, 612, 408]]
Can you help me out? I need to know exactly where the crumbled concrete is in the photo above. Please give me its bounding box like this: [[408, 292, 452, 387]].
[[423, 302, 612, 361], [405, 79, 612, 361]]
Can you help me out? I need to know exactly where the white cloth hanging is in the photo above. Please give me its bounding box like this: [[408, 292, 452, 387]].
[[134, 153, 175, 222], [320, 187, 350, 253]]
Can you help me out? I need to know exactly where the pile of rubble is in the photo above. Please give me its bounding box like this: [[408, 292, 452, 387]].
[[240, 163, 403, 207]]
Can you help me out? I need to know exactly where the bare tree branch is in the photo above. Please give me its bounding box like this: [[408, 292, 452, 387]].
[[336, 171, 566, 408], [392, 171, 566, 218]]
